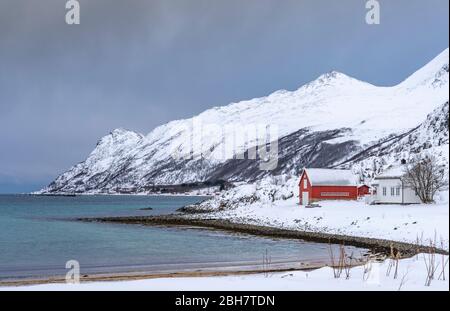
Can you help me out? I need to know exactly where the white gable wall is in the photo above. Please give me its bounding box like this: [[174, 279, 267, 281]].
[[374, 178, 422, 204]]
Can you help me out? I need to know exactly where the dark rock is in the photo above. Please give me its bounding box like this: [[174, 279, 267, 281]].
[[139, 207, 153, 211]]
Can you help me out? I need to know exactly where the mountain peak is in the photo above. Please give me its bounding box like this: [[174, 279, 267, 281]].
[[302, 70, 367, 91], [319, 70, 347, 79], [110, 128, 138, 136], [96, 128, 143, 148], [314, 70, 350, 82]]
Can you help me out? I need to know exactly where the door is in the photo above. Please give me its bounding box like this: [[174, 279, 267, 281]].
[[302, 192, 309, 206]]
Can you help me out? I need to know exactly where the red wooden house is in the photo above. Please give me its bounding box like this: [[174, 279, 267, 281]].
[[298, 168, 358, 205]]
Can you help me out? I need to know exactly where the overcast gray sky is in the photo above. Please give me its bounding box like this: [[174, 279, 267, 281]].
[[0, 0, 448, 193]]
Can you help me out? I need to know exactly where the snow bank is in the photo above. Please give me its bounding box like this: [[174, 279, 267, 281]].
[[4, 254, 448, 291]]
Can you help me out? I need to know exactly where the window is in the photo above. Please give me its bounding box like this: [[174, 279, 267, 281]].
[[321, 192, 350, 197], [391, 187, 395, 196], [396, 187, 401, 196], [382, 187, 387, 196], [304, 179, 308, 189]]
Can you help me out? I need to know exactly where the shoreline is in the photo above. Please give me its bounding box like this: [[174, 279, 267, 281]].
[[0, 258, 340, 288], [80, 214, 449, 257], [2, 211, 446, 288], [26, 193, 213, 198]]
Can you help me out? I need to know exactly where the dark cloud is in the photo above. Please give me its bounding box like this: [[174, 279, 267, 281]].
[[0, 0, 448, 192]]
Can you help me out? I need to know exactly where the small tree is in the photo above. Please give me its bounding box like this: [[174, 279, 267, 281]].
[[403, 155, 447, 204]]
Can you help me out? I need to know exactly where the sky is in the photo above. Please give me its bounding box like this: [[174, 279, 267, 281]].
[[0, 0, 448, 193]]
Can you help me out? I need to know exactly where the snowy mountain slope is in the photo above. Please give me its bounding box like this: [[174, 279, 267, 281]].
[[45, 129, 145, 193], [206, 128, 360, 182], [40, 49, 449, 194], [199, 100, 449, 183], [346, 101, 449, 181]]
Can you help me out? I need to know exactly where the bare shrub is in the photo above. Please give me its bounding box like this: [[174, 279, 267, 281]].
[[414, 233, 424, 258], [362, 259, 373, 282], [438, 256, 449, 281], [262, 249, 272, 278], [385, 243, 402, 280], [344, 251, 354, 280], [423, 236, 440, 287], [437, 237, 449, 281], [424, 252, 438, 286], [403, 155, 447, 204], [393, 251, 401, 280], [386, 244, 395, 277], [328, 244, 352, 279]]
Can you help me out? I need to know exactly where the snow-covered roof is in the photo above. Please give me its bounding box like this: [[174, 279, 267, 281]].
[[303, 168, 357, 186], [375, 166, 408, 179]]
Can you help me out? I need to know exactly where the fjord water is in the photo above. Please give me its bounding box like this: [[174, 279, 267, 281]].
[[0, 195, 363, 280]]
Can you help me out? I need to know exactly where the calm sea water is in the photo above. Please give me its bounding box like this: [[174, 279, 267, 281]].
[[0, 195, 365, 280]]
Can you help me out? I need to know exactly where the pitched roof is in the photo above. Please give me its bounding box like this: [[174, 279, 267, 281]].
[[375, 165, 407, 179], [303, 168, 357, 186]]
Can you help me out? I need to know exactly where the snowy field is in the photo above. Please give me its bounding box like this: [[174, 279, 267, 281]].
[[3, 254, 448, 291]]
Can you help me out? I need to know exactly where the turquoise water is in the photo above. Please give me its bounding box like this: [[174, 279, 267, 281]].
[[0, 195, 364, 280]]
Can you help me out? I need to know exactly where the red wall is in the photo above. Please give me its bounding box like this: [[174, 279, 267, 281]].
[[358, 185, 370, 197], [311, 185, 358, 201], [299, 171, 358, 205], [298, 171, 311, 205]]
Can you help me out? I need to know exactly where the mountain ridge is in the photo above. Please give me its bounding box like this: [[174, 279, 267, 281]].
[[39, 48, 449, 194]]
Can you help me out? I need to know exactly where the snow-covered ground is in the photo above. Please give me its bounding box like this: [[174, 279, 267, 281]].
[[210, 199, 449, 250], [3, 254, 448, 291], [187, 177, 450, 250]]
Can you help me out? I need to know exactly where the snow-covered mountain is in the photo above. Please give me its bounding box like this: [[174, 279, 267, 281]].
[[345, 100, 449, 180], [40, 49, 449, 194]]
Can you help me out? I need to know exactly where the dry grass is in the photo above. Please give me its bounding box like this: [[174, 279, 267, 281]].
[[438, 238, 449, 281], [423, 233, 439, 287], [328, 243, 353, 279], [262, 249, 272, 278], [362, 259, 373, 282], [386, 244, 401, 279]]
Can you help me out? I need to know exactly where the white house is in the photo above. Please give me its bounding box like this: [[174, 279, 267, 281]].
[[372, 165, 422, 205]]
